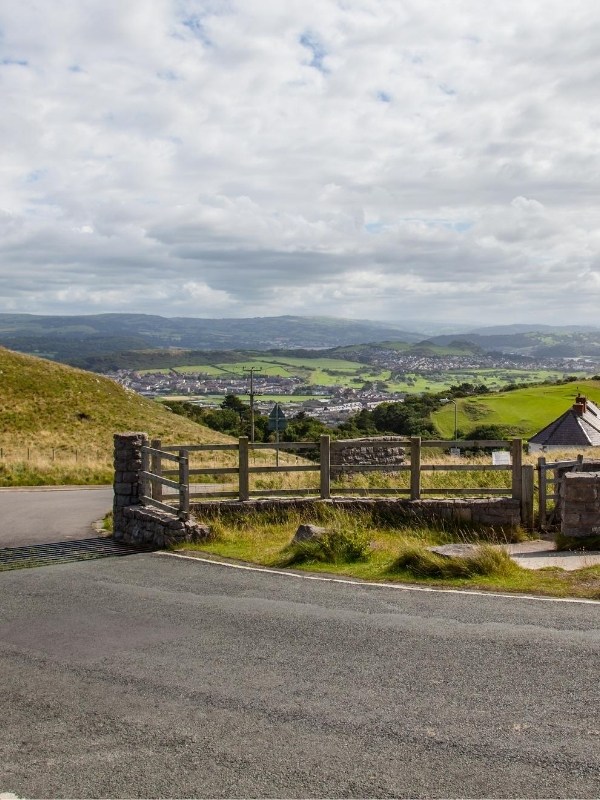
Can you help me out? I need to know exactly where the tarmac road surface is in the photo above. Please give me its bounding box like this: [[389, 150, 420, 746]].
[[0, 486, 113, 548], [2, 551, 600, 798]]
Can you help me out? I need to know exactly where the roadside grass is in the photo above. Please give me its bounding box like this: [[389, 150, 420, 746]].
[[0, 455, 113, 486], [178, 505, 600, 600]]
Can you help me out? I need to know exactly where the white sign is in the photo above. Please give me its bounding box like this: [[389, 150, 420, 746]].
[[492, 451, 511, 465]]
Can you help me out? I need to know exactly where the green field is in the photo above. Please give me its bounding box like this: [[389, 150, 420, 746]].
[[433, 380, 600, 438], [139, 357, 584, 396], [151, 357, 391, 388]]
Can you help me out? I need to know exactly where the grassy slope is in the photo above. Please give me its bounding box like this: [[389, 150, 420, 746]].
[[0, 346, 232, 453], [432, 380, 600, 438]]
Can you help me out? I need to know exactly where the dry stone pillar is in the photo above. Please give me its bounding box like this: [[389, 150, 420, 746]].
[[560, 472, 600, 545], [113, 432, 148, 541]]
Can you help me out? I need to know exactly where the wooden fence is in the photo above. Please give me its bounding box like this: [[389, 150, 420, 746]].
[[140, 436, 534, 526]]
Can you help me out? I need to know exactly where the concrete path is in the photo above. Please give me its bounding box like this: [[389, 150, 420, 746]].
[[0, 486, 112, 548], [504, 539, 600, 571]]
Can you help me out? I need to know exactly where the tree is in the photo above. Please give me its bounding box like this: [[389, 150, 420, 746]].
[[221, 394, 247, 414]]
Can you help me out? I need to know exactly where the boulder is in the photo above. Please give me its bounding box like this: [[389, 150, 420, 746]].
[[427, 543, 480, 558], [293, 524, 328, 543]]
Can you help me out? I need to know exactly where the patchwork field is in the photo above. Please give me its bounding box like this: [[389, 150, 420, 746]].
[[139, 356, 581, 396]]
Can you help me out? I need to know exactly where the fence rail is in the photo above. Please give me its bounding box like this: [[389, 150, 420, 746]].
[[140, 436, 534, 526]]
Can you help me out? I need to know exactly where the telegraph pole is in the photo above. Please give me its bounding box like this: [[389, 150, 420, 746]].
[[243, 367, 262, 442]]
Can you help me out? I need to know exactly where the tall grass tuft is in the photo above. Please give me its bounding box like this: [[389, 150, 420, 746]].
[[277, 525, 372, 567], [389, 542, 518, 579]]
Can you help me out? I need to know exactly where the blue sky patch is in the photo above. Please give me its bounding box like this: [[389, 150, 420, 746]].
[[377, 91, 392, 103], [438, 83, 457, 96], [365, 222, 386, 233], [299, 31, 328, 73], [182, 15, 211, 45], [2, 57, 28, 67]]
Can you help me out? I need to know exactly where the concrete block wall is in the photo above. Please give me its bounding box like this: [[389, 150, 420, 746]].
[[561, 472, 600, 539]]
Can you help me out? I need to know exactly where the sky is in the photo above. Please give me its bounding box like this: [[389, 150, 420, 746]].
[[1, 0, 600, 329]]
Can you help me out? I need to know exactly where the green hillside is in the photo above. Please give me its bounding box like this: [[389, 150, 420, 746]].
[[0, 346, 231, 452], [432, 380, 600, 439]]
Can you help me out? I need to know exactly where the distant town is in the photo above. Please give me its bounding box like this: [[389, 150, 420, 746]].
[[105, 345, 599, 426], [106, 368, 403, 425]]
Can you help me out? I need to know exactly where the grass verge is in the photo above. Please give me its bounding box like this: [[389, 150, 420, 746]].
[[0, 460, 113, 486], [175, 506, 600, 600]]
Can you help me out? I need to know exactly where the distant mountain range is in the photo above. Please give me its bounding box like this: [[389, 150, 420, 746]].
[[425, 330, 600, 358], [0, 313, 423, 359], [1, 313, 600, 365]]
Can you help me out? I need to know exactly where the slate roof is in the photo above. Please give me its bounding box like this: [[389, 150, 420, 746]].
[[529, 398, 600, 447]]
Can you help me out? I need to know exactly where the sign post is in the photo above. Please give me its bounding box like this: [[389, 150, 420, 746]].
[[268, 403, 287, 466]]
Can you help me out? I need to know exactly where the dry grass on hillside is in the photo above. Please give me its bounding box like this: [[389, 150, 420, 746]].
[[0, 346, 233, 453]]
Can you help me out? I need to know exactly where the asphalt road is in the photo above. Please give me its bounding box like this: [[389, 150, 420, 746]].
[[2, 552, 600, 798], [0, 487, 113, 547]]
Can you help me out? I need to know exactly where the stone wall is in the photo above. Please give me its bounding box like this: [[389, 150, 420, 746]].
[[552, 460, 600, 525], [113, 432, 209, 548], [191, 496, 521, 530], [330, 437, 405, 477], [561, 472, 600, 540]]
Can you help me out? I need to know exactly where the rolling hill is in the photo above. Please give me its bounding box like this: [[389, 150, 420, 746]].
[[432, 380, 600, 439], [0, 346, 230, 453], [426, 329, 600, 357]]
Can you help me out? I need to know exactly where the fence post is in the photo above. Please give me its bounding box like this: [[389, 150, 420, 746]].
[[151, 438, 163, 502], [410, 436, 421, 500], [140, 444, 151, 501], [239, 437, 250, 501], [320, 435, 331, 499], [537, 456, 546, 528], [178, 449, 189, 521], [521, 464, 534, 530], [511, 439, 523, 502]]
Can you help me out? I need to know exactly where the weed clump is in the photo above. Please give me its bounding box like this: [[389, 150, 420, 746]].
[[389, 543, 518, 579], [278, 526, 371, 567]]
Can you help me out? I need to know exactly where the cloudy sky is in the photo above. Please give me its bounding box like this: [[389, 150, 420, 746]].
[[1, 0, 600, 328]]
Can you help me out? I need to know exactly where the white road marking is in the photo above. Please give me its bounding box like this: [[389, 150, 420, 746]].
[[158, 551, 600, 605]]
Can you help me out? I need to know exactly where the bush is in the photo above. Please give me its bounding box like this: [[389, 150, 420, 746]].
[[278, 526, 371, 566], [389, 543, 517, 579]]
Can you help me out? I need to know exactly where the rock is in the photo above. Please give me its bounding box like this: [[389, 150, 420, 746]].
[[293, 524, 328, 543], [427, 543, 480, 558]]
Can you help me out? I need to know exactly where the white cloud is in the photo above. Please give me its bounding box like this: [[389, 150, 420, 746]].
[[1, 0, 600, 326]]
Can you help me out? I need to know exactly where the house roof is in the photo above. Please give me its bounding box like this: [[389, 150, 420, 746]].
[[529, 397, 600, 447]]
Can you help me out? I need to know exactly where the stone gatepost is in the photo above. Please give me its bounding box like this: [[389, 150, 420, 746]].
[[112, 431, 210, 548], [560, 472, 600, 545], [113, 432, 148, 542]]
